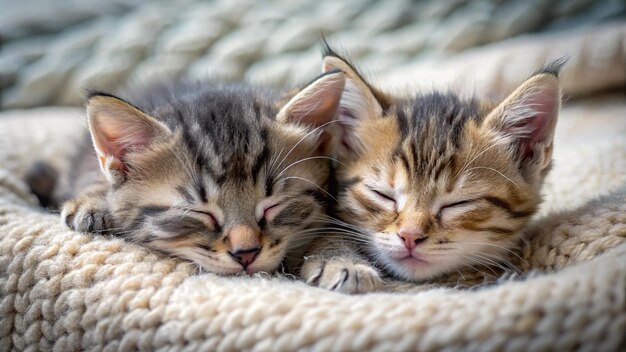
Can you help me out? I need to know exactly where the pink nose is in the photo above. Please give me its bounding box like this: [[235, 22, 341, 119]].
[[228, 248, 260, 268], [398, 229, 428, 250]]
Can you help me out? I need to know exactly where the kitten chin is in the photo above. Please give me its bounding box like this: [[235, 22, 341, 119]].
[[55, 71, 348, 276], [323, 47, 564, 282]]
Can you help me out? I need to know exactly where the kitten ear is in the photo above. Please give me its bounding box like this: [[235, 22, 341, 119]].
[[483, 64, 563, 171], [277, 70, 345, 129], [322, 54, 384, 123], [321, 48, 386, 157], [86, 93, 171, 184], [277, 70, 345, 155]]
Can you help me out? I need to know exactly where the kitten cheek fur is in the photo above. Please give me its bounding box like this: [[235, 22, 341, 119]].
[[326, 48, 562, 281]]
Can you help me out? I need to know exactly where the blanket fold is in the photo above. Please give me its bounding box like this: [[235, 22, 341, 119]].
[[1, 128, 625, 350]]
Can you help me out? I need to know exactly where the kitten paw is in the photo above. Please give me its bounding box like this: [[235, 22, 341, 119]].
[[61, 197, 113, 233], [302, 257, 383, 294]]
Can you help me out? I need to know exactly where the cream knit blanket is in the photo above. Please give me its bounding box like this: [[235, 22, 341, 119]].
[[1, 24, 626, 351]]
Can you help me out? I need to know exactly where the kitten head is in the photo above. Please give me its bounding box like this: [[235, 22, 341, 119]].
[[86, 71, 345, 275], [324, 52, 563, 281]]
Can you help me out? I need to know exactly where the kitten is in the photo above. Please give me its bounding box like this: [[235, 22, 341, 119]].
[[301, 49, 564, 293], [39, 71, 346, 275]]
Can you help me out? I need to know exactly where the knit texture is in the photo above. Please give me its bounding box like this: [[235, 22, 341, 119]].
[[1, 171, 625, 351], [2, 24, 626, 351], [381, 23, 626, 99]]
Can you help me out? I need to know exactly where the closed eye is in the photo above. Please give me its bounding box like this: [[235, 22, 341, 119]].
[[190, 209, 219, 229], [368, 187, 396, 204], [442, 200, 473, 209], [263, 203, 280, 219], [258, 202, 282, 228], [437, 199, 475, 221]]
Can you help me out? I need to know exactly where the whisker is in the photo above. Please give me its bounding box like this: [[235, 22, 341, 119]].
[[294, 227, 372, 237], [462, 251, 526, 278], [456, 253, 500, 278], [475, 252, 526, 278], [268, 147, 284, 175], [278, 176, 338, 202], [455, 142, 502, 180], [290, 232, 372, 244], [168, 144, 199, 189], [311, 215, 373, 233], [466, 166, 520, 190], [459, 241, 529, 267], [273, 120, 341, 173], [275, 156, 346, 179]]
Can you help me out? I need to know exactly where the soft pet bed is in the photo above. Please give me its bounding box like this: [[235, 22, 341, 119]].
[[1, 24, 625, 351]]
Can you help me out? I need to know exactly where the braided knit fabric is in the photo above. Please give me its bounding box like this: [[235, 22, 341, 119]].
[[2, 25, 626, 351], [1, 170, 624, 350], [381, 22, 626, 99]]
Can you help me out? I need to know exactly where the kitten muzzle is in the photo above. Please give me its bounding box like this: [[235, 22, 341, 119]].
[[227, 224, 261, 269]]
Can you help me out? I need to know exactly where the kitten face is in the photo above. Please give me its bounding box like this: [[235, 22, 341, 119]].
[[324, 51, 562, 281], [87, 72, 345, 275], [336, 99, 540, 280]]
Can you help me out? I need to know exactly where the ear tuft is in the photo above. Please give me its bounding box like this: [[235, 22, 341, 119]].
[[87, 94, 171, 184], [320, 44, 386, 158], [320, 37, 341, 60], [533, 57, 569, 78]]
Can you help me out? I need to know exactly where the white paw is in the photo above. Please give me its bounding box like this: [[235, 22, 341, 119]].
[[302, 257, 383, 294]]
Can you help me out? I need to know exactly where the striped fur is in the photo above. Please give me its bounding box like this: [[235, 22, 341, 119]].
[[59, 74, 345, 276], [305, 50, 563, 285]]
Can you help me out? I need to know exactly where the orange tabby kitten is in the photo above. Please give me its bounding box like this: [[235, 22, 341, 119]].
[[302, 49, 564, 293]]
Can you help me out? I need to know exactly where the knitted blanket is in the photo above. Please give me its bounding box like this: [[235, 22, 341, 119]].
[[2, 25, 626, 351]]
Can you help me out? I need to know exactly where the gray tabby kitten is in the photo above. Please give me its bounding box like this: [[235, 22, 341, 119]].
[[30, 72, 346, 275]]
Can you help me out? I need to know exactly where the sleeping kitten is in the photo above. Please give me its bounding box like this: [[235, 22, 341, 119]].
[[47, 71, 346, 275], [301, 49, 564, 293]]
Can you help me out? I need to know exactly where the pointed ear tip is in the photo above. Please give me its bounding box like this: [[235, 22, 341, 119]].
[[322, 55, 348, 71], [322, 56, 335, 70], [309, 70, 345, 94], [86, 93, 123, 109], [86, 91, 117, 100], [85, 94, 136, 127], [320, 37, 335, 57], [541, 75, 560, 88], [525, 74, 561, 97], [537, 57, 569, 77], [323, 56, 341, 63], [321, 69, 346, 83]]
